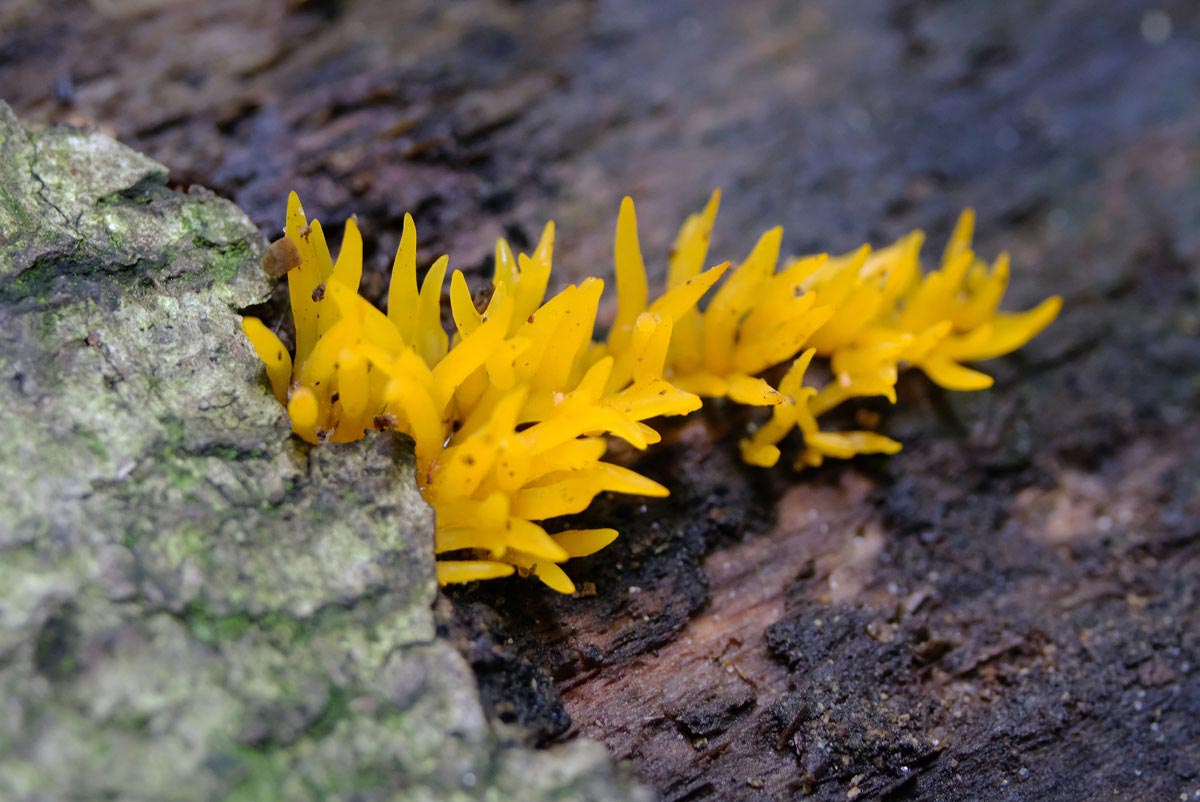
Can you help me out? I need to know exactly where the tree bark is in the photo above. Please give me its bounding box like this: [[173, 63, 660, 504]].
[[2, 1, 1197, 800]]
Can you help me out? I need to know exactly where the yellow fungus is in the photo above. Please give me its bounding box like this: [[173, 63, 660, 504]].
[[244, 192, 1059, 592], [241, 317, 291, 404], [449, 269, 483, 337], [530, 560, 576, 594], [416, 255, 450, 367], [552, 528, 620, 558], [511, 223, 555, 330], [436, 561, 516, 585], [610, 196, 649, 354], [386, 213, 420, 344], [283, 192, 322, 366], [331, 217, 363, 291], [286, 386, 320, 443]]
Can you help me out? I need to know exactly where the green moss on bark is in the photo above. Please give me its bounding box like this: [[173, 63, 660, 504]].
[[0, 103, 647, 802]]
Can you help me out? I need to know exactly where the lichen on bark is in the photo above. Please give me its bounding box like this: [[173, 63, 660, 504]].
[[0, 103, 647, 802]]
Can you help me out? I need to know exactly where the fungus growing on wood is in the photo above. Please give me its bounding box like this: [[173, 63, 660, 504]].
[[244, 192, 1060, 592]]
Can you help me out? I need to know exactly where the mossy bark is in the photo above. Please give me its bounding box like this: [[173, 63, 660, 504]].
[[0, 103, 648, 802]]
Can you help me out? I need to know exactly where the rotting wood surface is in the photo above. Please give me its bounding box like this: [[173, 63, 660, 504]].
[[4, 1, 1197, 800]]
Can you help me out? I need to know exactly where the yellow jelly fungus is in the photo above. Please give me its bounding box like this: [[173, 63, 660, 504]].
[[620, 191, 836, 406], [780, 209, 1062, 395], [243, 191, 1060, 592], [241, 317, 291, 404], [739, 348, 903, 469]]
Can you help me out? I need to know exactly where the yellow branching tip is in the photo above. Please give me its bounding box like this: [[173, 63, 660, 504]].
[[242, 192, 1059, 592]]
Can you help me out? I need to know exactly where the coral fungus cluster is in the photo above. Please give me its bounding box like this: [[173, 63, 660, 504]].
[[243, 191, 1060, 593]]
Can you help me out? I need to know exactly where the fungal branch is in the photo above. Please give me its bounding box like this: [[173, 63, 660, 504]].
[[242, 191, 1061, 593]]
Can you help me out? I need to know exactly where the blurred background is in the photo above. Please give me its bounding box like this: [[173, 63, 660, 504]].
[[4, 2, 1197, 799], [4, 0, 1196, 306]]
